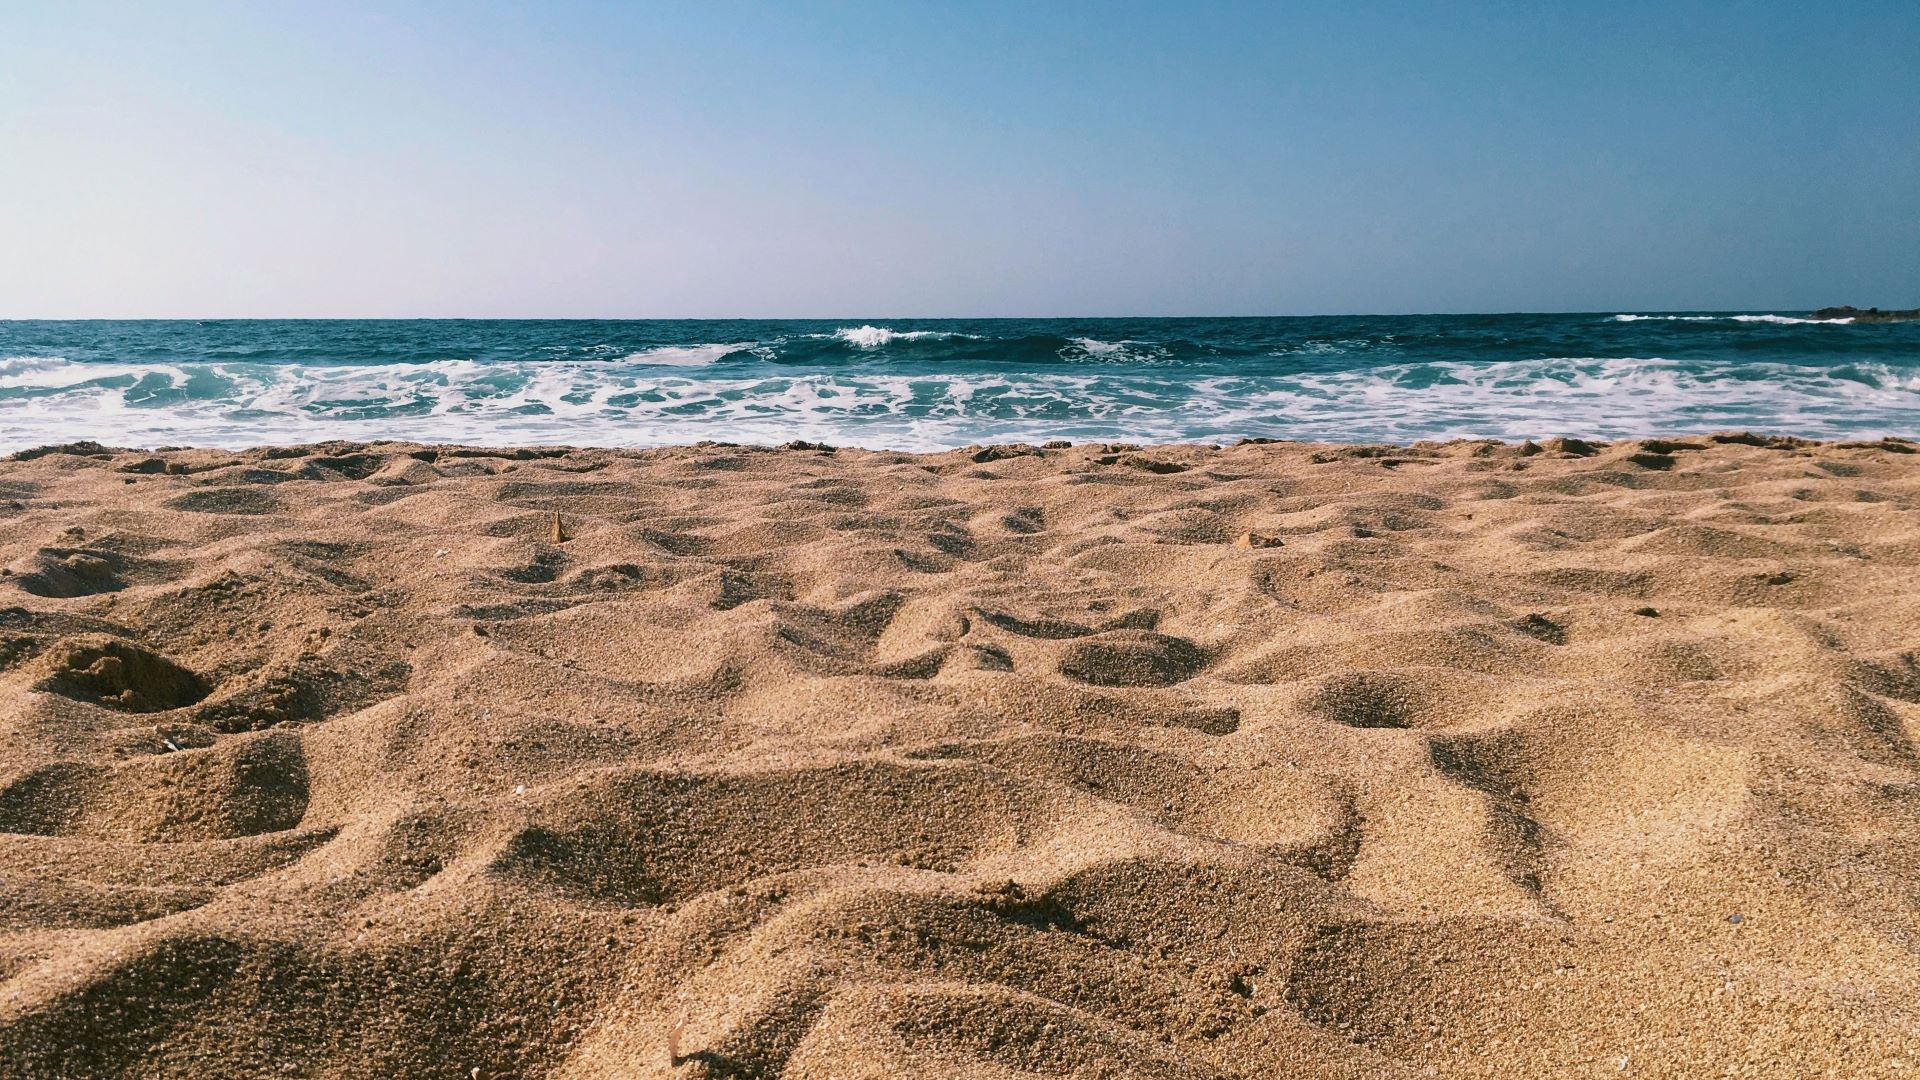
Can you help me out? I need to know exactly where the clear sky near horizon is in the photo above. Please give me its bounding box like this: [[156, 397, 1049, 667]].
[[3, 1, 1917, 318]]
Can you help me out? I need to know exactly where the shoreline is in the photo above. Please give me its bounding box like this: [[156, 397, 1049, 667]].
[[5, 433, 1920, 1075], [7, 311, 1920, 457], [10, 428, 1917, 462]]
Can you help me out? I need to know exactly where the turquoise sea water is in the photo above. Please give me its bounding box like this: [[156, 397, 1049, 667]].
[[2, 315, 1917, 451]]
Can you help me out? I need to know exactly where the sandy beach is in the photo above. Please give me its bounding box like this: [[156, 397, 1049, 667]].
[[3, 433, 1919, 1078]]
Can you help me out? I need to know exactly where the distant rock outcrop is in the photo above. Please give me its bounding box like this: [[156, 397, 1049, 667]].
[[1811, 306, 1920, 323]]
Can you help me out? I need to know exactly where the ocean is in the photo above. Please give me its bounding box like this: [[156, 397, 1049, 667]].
[[2, 314, 1917, 452]]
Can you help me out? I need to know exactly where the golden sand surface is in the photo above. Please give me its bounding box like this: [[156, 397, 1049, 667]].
[[2, 434, 1918, 1078]]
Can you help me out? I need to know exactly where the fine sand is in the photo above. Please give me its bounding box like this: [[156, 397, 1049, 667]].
[[3, 434, 1919, 1078]]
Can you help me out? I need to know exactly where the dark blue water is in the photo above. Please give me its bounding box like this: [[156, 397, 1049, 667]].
[[3, 314, 1917, 450]]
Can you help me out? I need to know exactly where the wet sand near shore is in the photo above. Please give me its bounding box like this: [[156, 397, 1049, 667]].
[[3, 433, 1919, 1078]]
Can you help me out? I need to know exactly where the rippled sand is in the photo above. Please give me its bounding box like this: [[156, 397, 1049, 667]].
[[3, 434, 1919, 1078]]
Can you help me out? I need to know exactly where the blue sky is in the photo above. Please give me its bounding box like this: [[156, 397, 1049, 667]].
[[3, 1, 1916, 317]]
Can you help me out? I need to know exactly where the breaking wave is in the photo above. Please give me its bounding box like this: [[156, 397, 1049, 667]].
[[3, 314, 1915, 451], [828, 325, 979, 348], [1612, 313, 1851, 325]]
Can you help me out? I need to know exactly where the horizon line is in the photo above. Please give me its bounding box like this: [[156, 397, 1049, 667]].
[[0, 307, 1871, 323]]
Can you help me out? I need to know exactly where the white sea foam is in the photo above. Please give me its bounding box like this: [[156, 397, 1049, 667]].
[[1061, 338, 1172, 362], [830, 326, 975, 348], [1268, 338, 1382, 357], [1, 355, 88, 380], [616, 343, 762, 366], [1610, 314, 1849, 325], [4, 354, 1915, 454]]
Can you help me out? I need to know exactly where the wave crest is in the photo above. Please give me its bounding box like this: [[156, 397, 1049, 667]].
[[829, 326, 977, 348], [1730, 314, 1849, 325], [1611, 313, 1850, 325], [617, 343, 762, 366]]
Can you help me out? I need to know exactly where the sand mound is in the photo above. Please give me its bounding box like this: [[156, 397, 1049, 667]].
[[4, 435, 1920, 1077], [1058, 630, 1208, 687], [33, 636, 210, 712]]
